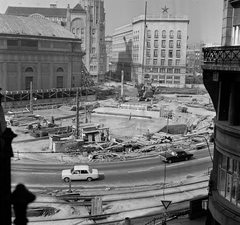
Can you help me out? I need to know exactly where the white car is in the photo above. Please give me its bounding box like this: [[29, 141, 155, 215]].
[[62, 165, 99, 182]]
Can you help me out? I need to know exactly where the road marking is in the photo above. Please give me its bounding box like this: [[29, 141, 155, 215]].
[[168, 163, 184, 167], [31, 172, 58, 175], [127, 167, 155, 173]]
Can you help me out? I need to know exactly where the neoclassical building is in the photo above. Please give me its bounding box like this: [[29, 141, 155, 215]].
[[202, 0, 240, 224], [0, 14, 83, 91], [5, 0, 106, 83], [112, 12, 189, 86]]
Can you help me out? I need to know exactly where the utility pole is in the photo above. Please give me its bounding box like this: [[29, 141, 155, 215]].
[[29, 82, 33, 113], [0, 90, 17, 224], [121, 70, 124, 99], [75, 88, 80, 138], [141, 1, 147, 84]]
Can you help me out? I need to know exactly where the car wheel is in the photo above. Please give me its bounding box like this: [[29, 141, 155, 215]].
[[185, 157, 189, 161], [168, 160, 172, 164], [64, 177, 70, 183], [87, 177, 92, 182]]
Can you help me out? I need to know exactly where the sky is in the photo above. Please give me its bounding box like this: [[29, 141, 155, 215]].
[[0, 0, 223, 45]]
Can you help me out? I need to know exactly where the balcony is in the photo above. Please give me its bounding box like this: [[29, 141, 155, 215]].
[[203, 46, 240, 71]]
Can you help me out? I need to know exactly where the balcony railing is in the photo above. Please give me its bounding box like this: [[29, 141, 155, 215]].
[[203, 46, 240, 67]]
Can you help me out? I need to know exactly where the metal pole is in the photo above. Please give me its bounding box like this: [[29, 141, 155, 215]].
[[121, 70, 124, 98], [29, 82, 33, 113], [141, 1, 147, 84], [76, 88, 80, 138]]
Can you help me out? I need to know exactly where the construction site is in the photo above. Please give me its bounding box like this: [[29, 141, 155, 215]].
[[6, 80, 215, 225]]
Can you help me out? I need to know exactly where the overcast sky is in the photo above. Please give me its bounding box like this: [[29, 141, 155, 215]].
[[0, 0, 223, 45]]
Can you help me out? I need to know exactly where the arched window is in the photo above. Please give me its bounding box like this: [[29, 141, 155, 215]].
[[25, 67, 34, 72], [147, 30, 151, 38], [76, 28, 80, 36], [72, 28, 75, 34], [162, 30, 166, 38], [154, 30, 159, 38], [170, 30, 174, 39], [177, 30, 181, 39], [56, 67, 64, 72]]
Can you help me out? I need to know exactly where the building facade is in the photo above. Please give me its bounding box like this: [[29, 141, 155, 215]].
[[0, 14, 83, 91], [5, 0, 106, 83], [105, 35, 113, 75], [112, 13, 189, 86], [202, 1, 240, 224]]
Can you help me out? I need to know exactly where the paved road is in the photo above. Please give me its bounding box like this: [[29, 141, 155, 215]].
[[11, 148, 212, 189]]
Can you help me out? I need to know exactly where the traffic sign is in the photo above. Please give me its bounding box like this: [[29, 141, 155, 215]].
[[161, 200, 172, 210]]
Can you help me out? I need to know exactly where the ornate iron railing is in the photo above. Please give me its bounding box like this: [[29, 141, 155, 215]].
[[203, 46, 240, 67]]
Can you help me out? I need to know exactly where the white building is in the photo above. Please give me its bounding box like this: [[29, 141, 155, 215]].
[[112, 13, 189, 87]]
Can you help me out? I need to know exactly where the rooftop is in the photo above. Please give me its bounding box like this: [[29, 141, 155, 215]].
[[0, 14, 78, 40], [133, 14, 189, 23]]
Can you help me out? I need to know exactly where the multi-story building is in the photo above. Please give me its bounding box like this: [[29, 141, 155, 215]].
[[5, 0, 106, 83], [202, 1, 240, 224], [105, 35, 113, 74], [186, 47, 203, 76], [112, 12, 189, 86], [0, 14, 83, 91]]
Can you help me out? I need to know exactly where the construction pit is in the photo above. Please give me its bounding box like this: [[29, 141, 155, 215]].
[[8, 85, 216, 224]]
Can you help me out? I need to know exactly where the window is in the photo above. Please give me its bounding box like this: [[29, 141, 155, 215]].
[[159, 68, 165, 73], [174, 68, 181, 73], [153, 59, 158, 65], [76, 28, 80, 36], [177, 30, 181, 39], [159, 75, 165, 83], [177, 40, 181, 48], [161, 40, 166, 48], [147, 41, 151, 48], [25, 67, 34, 72], [147, 30, 151, 38], [154, 40, 158, 48], [92, 28, 96, 35], [81, 28, 84, 34], [146, 49, 151, 57], [81, 170, 89, 174], [162, 30, 166, 38], [161, 59, 165, 66], [174, 76, 180, 84], [161, 50, 166, 58], [72, 28, 75, 34], [218, 153, 240, 207], [167, 68, 173, 73], [56, 76, 63, 88], [146, 59, 150, 65], [154, 30, 159, 38], [152, 68, 158, 73], [169, 50, 173, 58], [7, 40, 18, 47], [56, 67, 64, 72], [92, 47, 96, 53], [168, 59, 172, 66], [154, 49, 158, 57], [169, 40, 174, 48], [25, 77, 33, 90], [176, 50, 181, 58], [176, 59, 180, 65], [166, 75, 173, 83], [169, 30, 174, 39], [21, 40, 38, 47]]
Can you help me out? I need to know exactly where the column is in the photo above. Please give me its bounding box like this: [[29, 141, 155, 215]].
[[50, 62, 54, 88], [228, 83, 239, 126], [235, 26, 239, 45], [3, 62, 7, 91], [37, 62, 41, 89], [17, 62, 22, 90], [67, 60, 72, 88], [231, 26, 235, 45], [238, 26, 240, 45]]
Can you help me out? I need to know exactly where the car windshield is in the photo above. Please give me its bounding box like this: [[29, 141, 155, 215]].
[[167, 149, 177, 156], [70, 167, 74, 174], [89, 167, 92, 173]]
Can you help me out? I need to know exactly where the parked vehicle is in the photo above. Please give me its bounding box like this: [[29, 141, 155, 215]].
[[159, 149, 193, 164], [62, 165, 99, 182]]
